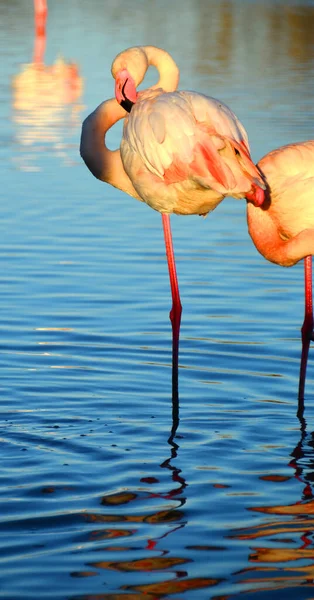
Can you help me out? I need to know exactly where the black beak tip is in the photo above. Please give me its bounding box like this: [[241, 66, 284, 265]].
[[121, 98, 134, 113]]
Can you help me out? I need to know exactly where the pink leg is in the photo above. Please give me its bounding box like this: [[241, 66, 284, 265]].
[[162, 214, 182, 399], [298, 256, 313, 409], [33, 0, 47, 63]]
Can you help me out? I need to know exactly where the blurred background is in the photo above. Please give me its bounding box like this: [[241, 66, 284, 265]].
[[1, 1, 314, 599]]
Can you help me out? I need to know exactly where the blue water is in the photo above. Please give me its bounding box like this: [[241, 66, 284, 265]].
[[1, 1, 314, 598]]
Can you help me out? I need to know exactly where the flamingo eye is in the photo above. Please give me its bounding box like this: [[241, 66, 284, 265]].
[[234, 148, 240, 156]]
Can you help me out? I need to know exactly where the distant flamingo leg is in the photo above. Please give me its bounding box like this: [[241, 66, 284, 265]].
[[298, 256, 314, 408], [33, 0, 47, 64], [162, 214, 182, 399]]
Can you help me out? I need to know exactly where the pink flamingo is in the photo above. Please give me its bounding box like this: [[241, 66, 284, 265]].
[[246, 140, 314, 408], [80, 45, 265, 392]]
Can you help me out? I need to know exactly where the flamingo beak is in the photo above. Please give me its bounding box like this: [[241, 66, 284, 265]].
[[246, 184, 265, 207], [232, 141, 266, 203], [115, 69, 137, 112]]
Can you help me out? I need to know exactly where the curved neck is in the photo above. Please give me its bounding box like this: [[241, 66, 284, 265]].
[[143, 46, 179, 92], [80, 98, 139, 199], [247, 203, 314, 267]]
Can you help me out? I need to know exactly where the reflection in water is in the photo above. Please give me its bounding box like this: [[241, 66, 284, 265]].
[[33, 0, 48, 63], [228, 416, 314, 597], [11, 0, 83, 171], [77, 392, 222, 598]]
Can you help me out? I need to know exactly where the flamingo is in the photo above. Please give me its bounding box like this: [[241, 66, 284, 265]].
[[246, 140, 314, 409], [80, 45, 265, 393]]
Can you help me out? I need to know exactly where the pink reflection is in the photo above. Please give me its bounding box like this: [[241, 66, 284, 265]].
[[227, 417, 314, 597], [33, 0, 48, 64], [12, 0, 83, 171]]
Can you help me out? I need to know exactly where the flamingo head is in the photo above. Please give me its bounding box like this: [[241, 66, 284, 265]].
[[114, 68, 137, 113], [112, 47, 150, 112]]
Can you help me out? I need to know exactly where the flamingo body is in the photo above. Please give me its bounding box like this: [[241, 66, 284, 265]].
[[121, 88, 264, 216], [247, 140, 314, 405], [247, 141, 314, 267], [81, 45, 265, 213]]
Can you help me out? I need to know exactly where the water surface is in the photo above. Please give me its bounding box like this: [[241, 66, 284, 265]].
[[1, 1, 314, 598]]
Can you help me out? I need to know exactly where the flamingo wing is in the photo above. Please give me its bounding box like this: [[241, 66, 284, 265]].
[[121, 90, 263, 196]]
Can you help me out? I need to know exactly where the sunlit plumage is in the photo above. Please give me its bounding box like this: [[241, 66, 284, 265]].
[[120, 87, 265, 216]]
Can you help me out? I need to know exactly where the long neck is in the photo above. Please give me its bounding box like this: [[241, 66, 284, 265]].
[[247, 203, 314, 267], [142, 46, 179, 92], [80, 98, 139, 199]]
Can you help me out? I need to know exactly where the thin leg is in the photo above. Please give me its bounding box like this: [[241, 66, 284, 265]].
[[298, 256, 313, 411], [162, 214, 182, 401]]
